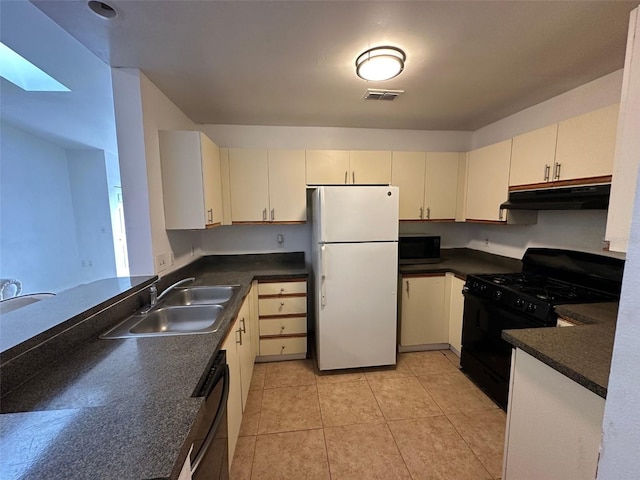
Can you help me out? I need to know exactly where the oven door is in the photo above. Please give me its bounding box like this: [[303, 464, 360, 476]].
[[460, 293, 543, 409], [191, 351, 230, 480]]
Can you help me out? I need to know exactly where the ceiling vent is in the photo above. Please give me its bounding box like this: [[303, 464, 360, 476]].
[[363, 88, 404, 101]]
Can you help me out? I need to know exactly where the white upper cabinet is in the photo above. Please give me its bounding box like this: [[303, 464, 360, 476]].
[[424, 152, 460, 220], [349, 150, 392, 184], [306, 150, 392, 185], [159, 130, 223, 230], [229, 148, 306, 223], [606, 9, 640, 253], [509, 124, 558, 187], [391, 151, 426, 220], [554, 103, 619, 182], [306, 150, 350, 185], [229, 148, 270, 222], [391, 151, 459, 220], [465, 139, 512, 222], [267, 149, 307, 222]]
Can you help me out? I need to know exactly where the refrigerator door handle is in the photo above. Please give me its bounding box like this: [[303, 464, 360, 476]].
[[320, 244, 327, 306]]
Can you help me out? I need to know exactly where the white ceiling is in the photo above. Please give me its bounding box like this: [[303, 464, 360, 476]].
[[32, 0, 640, 131]]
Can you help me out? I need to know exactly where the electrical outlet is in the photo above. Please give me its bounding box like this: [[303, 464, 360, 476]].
[[191, 244, 195, 256], [170, 252, 175, 265], [484, 238, 490, 247], [157, 253, 168, 271], [277, 233, 284, 248]]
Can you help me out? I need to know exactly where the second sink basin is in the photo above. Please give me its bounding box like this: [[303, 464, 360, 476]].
[[164, 285, 239, 306], [100, 304, 225, 339], [131, 305, 224, 334]]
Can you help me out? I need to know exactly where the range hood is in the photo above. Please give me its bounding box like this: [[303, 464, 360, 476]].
[[500, 184, 611, 211]]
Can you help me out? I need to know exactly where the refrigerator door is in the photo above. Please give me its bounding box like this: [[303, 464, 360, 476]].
[[316, 241, 398, 370], [316, 186, 399, 243]]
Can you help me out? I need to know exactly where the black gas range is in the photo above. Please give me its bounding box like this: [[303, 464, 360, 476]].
[[460, 248, 624, 410]]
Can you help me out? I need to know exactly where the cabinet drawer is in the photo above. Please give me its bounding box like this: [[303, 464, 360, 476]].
[[258, 281, 306, 296], [259, 296, 307, 316], [260, 336, 307, 356], [260, 316, 307, 336]]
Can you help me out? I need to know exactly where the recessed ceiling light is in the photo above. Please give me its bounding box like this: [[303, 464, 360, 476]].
[[88, 1, 117, 19], [356, 46, 406, 82], [0, 42, 70, 92]]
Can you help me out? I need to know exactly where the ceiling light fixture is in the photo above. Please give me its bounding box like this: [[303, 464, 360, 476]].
[[88, 1, 117, 19], [355, 46, 406, 82]]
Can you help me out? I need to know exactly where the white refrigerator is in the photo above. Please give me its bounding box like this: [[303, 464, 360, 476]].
[[311, 186, 399, 371]]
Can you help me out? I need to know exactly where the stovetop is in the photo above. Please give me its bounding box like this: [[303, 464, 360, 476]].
[[476, 273, 617, 304], [464, 272, 619, 326]]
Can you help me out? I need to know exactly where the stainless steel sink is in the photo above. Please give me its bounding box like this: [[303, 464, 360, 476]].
[[164, 285, 239, 306], [100, 305, 225, 339]]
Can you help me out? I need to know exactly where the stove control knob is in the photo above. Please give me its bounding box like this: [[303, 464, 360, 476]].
[[514, 298, 525, 308], [525, 303, 537, 313], [493, 290, 503, 301]]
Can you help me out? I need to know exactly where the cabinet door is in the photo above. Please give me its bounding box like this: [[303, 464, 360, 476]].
[[448, 275, 465, 355], [268, 149, 306, 222], [221, 317, 242, 468], [200, 133, 223, 226], [465, 139, 512, 222], [424, 152, 459, 220], [391, 151, 426, 220], [306, 150, 350, 185], [160, 130, 214, 230], [400, 275, 447, 346], [229, 148, 269, 222], [555, 104, 619, 181], [504, 349, 605, 480], [510, 124, 558, 187], [349, 150, 392, 184], [237, 296, 254, 411]]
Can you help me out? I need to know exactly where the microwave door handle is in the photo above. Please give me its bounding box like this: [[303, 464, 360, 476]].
[[191, 364, 230, 475]]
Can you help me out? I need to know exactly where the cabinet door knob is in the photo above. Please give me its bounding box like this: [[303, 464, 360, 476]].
[[544, 164, 551, 182], [271, 208, 275, 221], [263, 208, 267, 221], [344, 171, 348, 184], [426, 207, 431, 220], [352, 171, 355, 184], [419, 207, 424, 219], [554, 163, 562, 180], [406, 280, 410, 295]]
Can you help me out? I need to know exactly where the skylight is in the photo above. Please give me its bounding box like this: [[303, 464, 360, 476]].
[[0, 42, 70, 92]]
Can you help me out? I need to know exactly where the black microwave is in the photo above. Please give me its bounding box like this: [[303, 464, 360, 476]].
[[398, 235, 441, 264]]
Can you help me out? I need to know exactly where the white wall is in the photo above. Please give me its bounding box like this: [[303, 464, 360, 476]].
[[472, 70, 624, 149], [67, 150, 117, 282], [0, 123, 82, 292], [112, 69, 204, 277]]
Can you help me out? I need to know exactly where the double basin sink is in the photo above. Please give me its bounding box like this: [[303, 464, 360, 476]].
[[100, 285, 239, 339]]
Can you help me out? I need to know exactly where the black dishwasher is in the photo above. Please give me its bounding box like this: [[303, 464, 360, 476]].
[[191, 350, 229, 480]]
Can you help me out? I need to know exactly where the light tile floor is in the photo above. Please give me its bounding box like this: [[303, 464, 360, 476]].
[[230, 350, 506, 480]]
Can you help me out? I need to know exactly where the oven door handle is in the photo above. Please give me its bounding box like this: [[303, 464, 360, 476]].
[[191, 363, 230, 475]]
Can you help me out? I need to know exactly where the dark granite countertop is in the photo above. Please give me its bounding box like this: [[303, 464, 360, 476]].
[[398, 248, 522, 278], [0, 253, 307, 480], [503, 302, 619, 399]]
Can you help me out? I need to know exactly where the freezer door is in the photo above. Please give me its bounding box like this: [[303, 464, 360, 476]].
[[316, 242, 398, 370], [316, 186, 399, 242]]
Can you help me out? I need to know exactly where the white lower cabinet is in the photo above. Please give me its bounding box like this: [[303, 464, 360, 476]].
[[257, 279, 307, 361], [399, 274, 447, 350], [221, 288, 256, 470], [399, 272, 466, 354], [502, 348, 605, 480], [447, 274, 465, 355]]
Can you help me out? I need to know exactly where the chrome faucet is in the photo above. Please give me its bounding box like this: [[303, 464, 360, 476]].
[[141, 277, 195, 313]]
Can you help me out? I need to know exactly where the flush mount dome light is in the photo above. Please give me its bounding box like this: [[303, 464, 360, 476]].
[[356, 46, 406, 82], [88, 1, 117, 19]]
